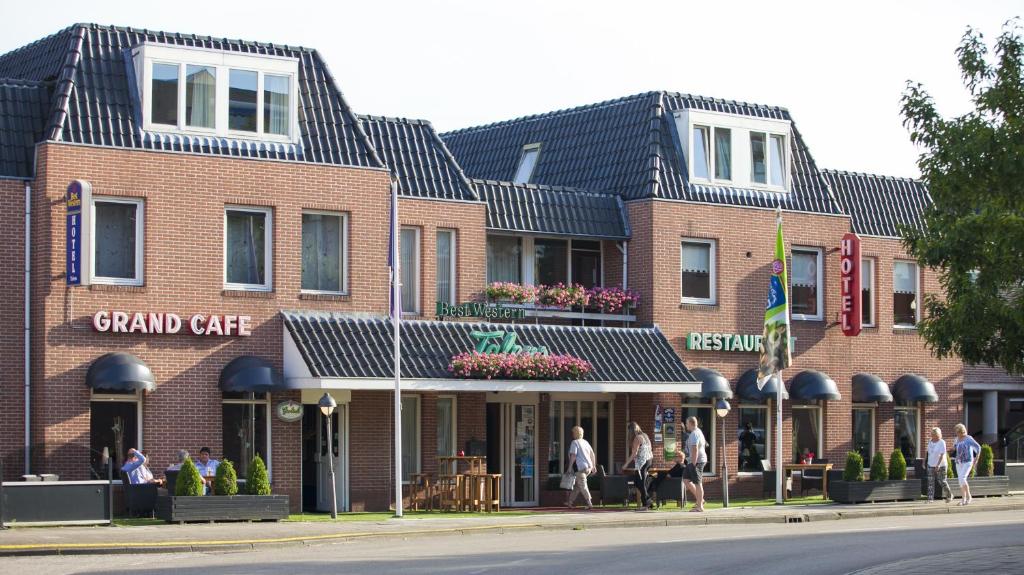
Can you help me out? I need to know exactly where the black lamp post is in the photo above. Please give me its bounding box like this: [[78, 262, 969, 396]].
[[318, 393, 338, 519], [715, 398, 731, 508]]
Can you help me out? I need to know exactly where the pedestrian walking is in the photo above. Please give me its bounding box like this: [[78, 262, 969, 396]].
[[683, 416, 708, 512], [926, 427, 951, 502], [953, 423, 981, 506], [565, 425, 597, 509], [624, 421, 653, 510]]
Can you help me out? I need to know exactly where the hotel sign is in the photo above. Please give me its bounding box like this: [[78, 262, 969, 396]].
[[92, 311, 253, 336], [436, 301, 526, 320], [66, 180, 90, 285], [685, 332, 795, 353], [840, 233, 862, 336]]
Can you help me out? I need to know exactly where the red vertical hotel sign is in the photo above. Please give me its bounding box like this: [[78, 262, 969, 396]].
[[840, 233, 861, 336]]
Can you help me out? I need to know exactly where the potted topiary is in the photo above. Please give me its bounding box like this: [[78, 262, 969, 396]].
[[888, 450, 907, 481], [214, 459, 239, 496], [870, 451, 888, 482], [831, 450, 920, 504], [247, 454, 271, 495], [156, 455, 289, 522], [175, 458, 204, 496], [949, 444, 1009, 498], [842, 451, 864, 482]]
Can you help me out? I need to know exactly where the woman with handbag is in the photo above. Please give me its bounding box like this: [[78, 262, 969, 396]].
[[565, 425, 596, 509], [953, 423, 981, 506], [624, 421, 654, 511]]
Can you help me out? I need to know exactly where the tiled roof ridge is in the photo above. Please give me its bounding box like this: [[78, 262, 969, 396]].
[[283, 310, 662, 334], [75, 22, 318, 53], [357, 113, 435, 126], [312, 51, 385, 170], [0, 24, 75, 63], [44, 24, 85, 141], [822, 168, 923, 184], [471, 178, 613, 196], [0, 77, 50, 88]]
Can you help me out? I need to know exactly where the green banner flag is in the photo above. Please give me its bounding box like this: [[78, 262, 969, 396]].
[[757, 213, 792, 388]]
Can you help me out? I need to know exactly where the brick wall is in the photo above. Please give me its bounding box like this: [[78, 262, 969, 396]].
[[0, 179, 26, 480]]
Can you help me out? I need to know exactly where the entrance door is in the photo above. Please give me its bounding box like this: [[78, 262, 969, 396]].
[[316, 406, 347, 512], [500, 402, 538, 507]]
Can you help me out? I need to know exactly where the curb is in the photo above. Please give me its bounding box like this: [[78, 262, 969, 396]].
[[1, 500, 1022, 557]]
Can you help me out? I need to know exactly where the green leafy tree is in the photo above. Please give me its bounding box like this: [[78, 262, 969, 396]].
[[870, 451, 888, 481], [900, 21, 1024, 374], [247, 454, 271, 495], [214, 459, 239, 496], [175, 458, 204, 497], [978, 444, 995, 476], [843, 451, 864, 481], [888, 450, 908, 481]]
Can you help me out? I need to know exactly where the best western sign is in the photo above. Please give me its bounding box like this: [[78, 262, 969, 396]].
[[93, 311, 253, 336], [436, 301, 525, 320], [840, 233, 862, 336], [685, 332, 795, 353]]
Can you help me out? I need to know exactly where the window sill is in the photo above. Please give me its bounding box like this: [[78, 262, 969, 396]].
[[792, 316, 824, 322], [893, 326, 919, 333], [299, 292, 350, 302], [89, 283, 146, 293], [680, 301, 718, 311], [222, 289, 275, 299]]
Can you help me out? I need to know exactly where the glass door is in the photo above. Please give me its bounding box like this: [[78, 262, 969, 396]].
[[501, 403, 537, 506], [316, 405, 347, 512]]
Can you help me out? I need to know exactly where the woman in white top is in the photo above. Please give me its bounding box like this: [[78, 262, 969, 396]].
[[624, 421, 654, 510], [925, 428, 951, 502], [566, 425, 597, 509]]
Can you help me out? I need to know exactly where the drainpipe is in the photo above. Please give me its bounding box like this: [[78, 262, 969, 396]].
[[617, 241, 628, 290], [23, 181, 31, 475]]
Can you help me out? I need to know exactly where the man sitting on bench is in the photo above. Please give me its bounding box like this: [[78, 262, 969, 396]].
[[648, 450, 686, 507]]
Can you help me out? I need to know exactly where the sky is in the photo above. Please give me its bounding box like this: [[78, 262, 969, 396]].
[[0, 0, 1020, 178]]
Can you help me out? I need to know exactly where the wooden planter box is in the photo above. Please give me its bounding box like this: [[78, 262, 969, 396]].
[[830, 480, 921, 503], [156, 495, 289, 523], [945, 476, 1010, 498]]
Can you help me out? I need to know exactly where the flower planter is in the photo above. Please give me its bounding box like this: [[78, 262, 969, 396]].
[[829, 480, 921, 503], [155, 494, 289, 523], [938, 476, 1010, 498]]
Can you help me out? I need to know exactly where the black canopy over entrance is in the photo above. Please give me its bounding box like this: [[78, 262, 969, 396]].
[[219, 356, 285, 393], [736, 368, 789, 402], [852, 373, 893, 403], [893, 373, 938, 404], [86, 352, 155, 393], [789, 370, 841, 401], [687, 367, 733, 400]]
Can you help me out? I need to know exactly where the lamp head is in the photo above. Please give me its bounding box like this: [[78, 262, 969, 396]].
[[318, 392, 337, 416], [715, 398, 731, 418]]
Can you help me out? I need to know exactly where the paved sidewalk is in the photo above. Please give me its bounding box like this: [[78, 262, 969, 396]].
[[0, 496, 1020, 556]]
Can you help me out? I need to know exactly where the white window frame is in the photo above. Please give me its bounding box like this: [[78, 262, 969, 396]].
[[680, 238, 717, 305], [791, 404, 824, 461], [861, 257, 876, 327], [224, 206, 273, 292], [437, 395, 458, 457], [690, 125, 711, 181], [894, 404, 922, 460], [748, 131, 789, 191], [791, 246, 824, 321], [513, 143, 542, 184], [711, 126, 733, 183], [852, 404, 876, 462], [436, 229, 457, 304], [548, 397, 615, 478], [401, 226, 422, 315], [893, 260, 921, 329], [401, 394, 422, 483], [300, 210, 349, 296], [221, 392, 273, 481], [676, 110, 792, 192], [134, 43, 299, 143], [90, 196, 145, 286], [736, 403, 771, 476]]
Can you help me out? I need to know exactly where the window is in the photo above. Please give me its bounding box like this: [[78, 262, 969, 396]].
[[895, 406, 920, 461], [548, 399, 611, 477], [791, 406, 822, 463], [692, 126, 710, 179], [400, 227, 420, 314], [225, 207, 272, 291], [769, 135, 786, 187], [791, 248, 823, 320], [436, 396, 457, 457], [681, 402, 714, 473], [852, 407, 874, 468], [750, 132, 767, 184], [185, 65, 216, 129], [535, 238, 568, 286], [861, 258, 875, 327], [222, 392, 269, 480], [513, 144, 541, 184], [90, 392, 141, 480], [681, 239, 716, 304], [893, 261, 919, 327], [401, 395, 421, 481], [713, 127, 732, 180], [92, 198, 144, 285], [571, 240, 602, 289], [486, 235, 521, 284], [301, 211, 347, 294], [436, 230, 456, 304], [229, 69, 258, 132], [151, 62, 178, 125], [263, 74, 290, 136], [737, 406, 769, 472], [750, 132, 787, 188]]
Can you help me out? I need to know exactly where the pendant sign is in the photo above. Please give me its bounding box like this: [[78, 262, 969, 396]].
[[840, 233, 862, 336], [65, 180, 90, 285], [276, 400, 304, 422]]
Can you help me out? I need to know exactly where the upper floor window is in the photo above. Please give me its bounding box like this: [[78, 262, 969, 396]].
[[301, 211, 347, 294], [893, 261, 919, 328], [791, 247, 823, 320], [677, 111, 791, 191], [225, 206, 272, 291], [487, 235, 521, 284], [861, 257, 876, 327], [134, 43, 298, 142], [714, 127, 732, 180], [681, 238, 716, 305], [513, 144, 541, 184], [92, 197, 144, 286], [400, 227, 421, 315], [436, 229, 456, 304], [750, 132, 786, 187]]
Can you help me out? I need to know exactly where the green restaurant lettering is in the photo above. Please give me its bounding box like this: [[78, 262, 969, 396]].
[[686, 332, 796, 353], [469, 330, 549, 355]]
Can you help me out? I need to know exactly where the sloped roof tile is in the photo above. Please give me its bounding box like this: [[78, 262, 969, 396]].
[[474, 179, 629, 239], [0, 79, 50, 177], [823, 169, 930, 238]]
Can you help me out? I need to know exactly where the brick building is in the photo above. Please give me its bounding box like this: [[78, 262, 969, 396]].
[[0, 24, 992, 512]]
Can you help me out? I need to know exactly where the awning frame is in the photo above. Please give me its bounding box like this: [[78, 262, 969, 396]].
[[285, 377, 701, 394]]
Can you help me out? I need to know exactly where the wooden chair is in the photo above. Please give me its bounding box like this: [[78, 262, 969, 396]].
[[435, 475, 462, 511], [597, 465, 630, 507], [800, 458, 828, 496], [409, 473, 433, 511], [483, 474, 501, 512]]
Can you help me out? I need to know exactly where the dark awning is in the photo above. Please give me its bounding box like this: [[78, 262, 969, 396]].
[[736, 368, 789, 402], [686, 368, 733, 400], [789, 370, 841, 401], [852, 373, 893, 403], [86, 352, 155, 393], [893, 373, 938, 404], [219, 356, 285, 393]]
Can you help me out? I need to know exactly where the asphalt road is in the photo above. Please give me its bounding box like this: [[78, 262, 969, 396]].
[[4, 510, 1022, 574]]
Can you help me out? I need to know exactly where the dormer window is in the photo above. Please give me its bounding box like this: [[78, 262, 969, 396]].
[[676, 110, 791, 191], [133, 43, 299, 143], [513, 143, 541, 184]]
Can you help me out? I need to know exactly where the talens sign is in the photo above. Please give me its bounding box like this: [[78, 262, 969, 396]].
[[840, 233, 862, 336], [93, 311, 253, 337]]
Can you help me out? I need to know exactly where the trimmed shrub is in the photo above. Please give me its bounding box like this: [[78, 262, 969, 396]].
[[214, 459, 238, 496], [247, 454, 271, 495], [843, 451, 864, 482], [888, 450, 907, 480], [977, 444, 994, 477], [869, 451, 888, 481], [175, 458, 204, 497]]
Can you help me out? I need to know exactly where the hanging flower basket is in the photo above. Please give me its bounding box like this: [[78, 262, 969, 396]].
[[587, 286, 640, 314], [448, 352, 592, 380], [484, 282, 538, 304], [537, 283, 590, 308]]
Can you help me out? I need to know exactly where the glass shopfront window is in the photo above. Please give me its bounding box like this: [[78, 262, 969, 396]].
[[90, 393, 140, 480], [791, 406, 822, 463], [737, 406, 768, 472], [222, 392, 269, 479], [548, 399, 611, 476], [681, 401, 713, 473], [852, 407, 874, 466], [895, 406, 920, 462]]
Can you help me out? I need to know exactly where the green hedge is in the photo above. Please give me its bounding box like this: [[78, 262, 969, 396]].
[[888, 450, 907, 481], [843, 451, 864, 481], [977, 444, 994, 477], [214, 459, 239, 496], [175, 458, 204, 497], [247, 454, 271, 495], [869, 451, 888, 481]]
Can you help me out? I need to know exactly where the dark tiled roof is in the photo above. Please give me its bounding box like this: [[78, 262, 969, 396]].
[[0, 23, 382, 170], [822, 169, 931, 237], [441, 91, 843, 215], [357, 115, 477, 201], [474, 179, 629, 239], [0, 79, 50, 177], [282, 311, 694, 383]]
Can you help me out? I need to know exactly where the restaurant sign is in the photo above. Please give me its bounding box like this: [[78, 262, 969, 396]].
[[840, 233, 862, 336], [276, 400, 304, 422], [685, 332, 795, 353], [469, 330, 549, 355], [436, 301, 526, 320], [93, 310, 253, 336]]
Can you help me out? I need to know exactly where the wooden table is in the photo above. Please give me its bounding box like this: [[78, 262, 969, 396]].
[[437, 456, 487, 476], [782, 463, 833, 500]]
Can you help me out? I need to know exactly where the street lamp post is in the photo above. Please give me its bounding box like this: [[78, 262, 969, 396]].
[[715, 398, 731, 508], [319, 393, 338, 519]]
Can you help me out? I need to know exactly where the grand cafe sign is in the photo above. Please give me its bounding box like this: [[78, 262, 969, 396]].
[[92, 310, 253, 337]]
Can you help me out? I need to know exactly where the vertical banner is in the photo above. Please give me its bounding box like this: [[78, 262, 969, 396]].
[[757, 214, 792, 387], [840, 233, 862, 336], [65, 180, 90, 285]]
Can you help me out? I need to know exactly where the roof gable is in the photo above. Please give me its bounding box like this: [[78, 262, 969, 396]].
[[823, 169, 931, 237]]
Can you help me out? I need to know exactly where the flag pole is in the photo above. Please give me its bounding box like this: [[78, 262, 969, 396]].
[[775, 206, 784, 505], [391, 178, 403, 518]]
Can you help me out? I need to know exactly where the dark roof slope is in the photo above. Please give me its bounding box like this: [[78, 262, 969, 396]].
[[0, 79, 50, 177], [823, 170, 931, 237], [474, 179, 629, 239], [283, 311, 694, 383], [0, 23, 382, 169], [357, 115, 476, 201], [441, 91, 843, 215]]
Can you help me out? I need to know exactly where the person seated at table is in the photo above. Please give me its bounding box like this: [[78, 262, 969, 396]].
[[121, 448, 159, 485], [166, 449, 189, 472], [195, 447, 220, 478], [648, 450, 686, 506]]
